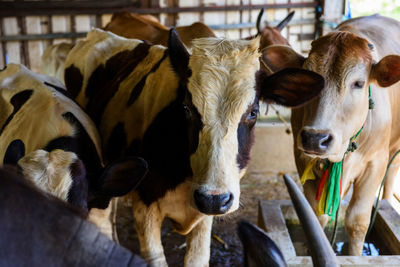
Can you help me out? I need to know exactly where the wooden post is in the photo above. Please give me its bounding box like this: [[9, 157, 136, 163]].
[[26, 16, 43, 72], [3, 17, 21, 64]]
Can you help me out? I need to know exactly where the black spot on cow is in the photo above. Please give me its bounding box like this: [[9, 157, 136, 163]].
[[44, 81, 71, 98], [3, 139, 25, 165], [127, 50, 169, 106], [64, 65, 83, 100], [236, 98, 259, 169], [44, 112, 102, 187], [132, 87, 203, 206], [82, 43, 151, 125], [0, 89, 33, 135], [106, 122, 127, 160], [67, 159, 88, 211]]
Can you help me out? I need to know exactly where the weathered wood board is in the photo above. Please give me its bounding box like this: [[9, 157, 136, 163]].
[[258, 199, 400, 267]]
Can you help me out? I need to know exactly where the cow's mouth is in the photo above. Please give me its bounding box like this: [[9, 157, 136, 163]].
[[298, 147, 327, 157]]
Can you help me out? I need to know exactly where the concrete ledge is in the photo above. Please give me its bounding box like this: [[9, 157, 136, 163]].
[[247, 122, 296, 174]]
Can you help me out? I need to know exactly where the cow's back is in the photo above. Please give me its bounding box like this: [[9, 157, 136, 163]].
[[337, 14, 400, 56], [0, 64, 101, 162], [64, 29, 179, 162]]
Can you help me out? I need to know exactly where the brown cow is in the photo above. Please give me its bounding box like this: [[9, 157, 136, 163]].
[[256, 9, 294, 49], [103, 11, 216, 48], [262, 14, 400, 255]]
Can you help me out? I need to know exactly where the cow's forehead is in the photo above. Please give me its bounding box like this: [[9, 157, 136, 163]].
[[305, 31, 373, 79], [187, 37, 260, 127]]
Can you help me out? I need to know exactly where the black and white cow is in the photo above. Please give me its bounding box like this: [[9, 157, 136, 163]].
[[0, 64, 147, 234], [64, 28, 324, 266]]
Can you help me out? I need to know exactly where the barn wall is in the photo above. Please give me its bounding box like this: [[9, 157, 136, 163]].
[[0, 0, 320, 74]]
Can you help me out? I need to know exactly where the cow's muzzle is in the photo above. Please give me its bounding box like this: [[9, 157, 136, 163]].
[[194, 190, 234, 215], [300, 130, 333, 155]]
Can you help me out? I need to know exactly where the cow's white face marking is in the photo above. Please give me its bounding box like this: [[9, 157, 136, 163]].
[[187, 37, 260, 214], [18, 149, 77, 201]]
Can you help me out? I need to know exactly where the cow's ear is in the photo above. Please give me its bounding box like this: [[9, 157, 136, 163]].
[[97, 157, 147, 197], [258, 68, 324, 107], [4, 140, 25, 165], [370, 55, 400, 87], [168, 28, 190, 80], [261, 45, 305, 74]]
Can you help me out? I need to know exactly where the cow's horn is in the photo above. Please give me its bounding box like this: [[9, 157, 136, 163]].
[[256, 8, 264, 35], [283, 174, 339, 267], [276, 11, 295, 31]]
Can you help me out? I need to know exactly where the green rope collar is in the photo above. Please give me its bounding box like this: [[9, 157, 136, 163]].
[[320, 85, 373, 221]]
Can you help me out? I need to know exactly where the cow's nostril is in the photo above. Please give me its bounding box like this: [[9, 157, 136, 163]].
[[301, 130, 333, 154], [220, 193, 233, 209], [320, 134, 333, 148], [194, 190, 234, 215]]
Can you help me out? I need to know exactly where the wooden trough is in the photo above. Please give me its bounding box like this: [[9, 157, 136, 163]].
[[258, 199, 400, 266]]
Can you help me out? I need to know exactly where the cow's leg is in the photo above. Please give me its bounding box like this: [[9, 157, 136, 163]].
[[345, 161, 386, 256], [184, 215, 213, 267], [383, 152, 400, 204], [88, 201, 113, 240], [133, 198, 167, 267]]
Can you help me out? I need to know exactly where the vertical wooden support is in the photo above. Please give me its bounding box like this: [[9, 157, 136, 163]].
[[0, 18, 6, 67], [165, 0, 178, 26], [26, 16, 43, 72], [17, 15, 29, 67], [3, 17, 21, 64]]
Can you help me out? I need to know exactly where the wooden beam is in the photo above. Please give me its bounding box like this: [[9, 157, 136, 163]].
[[373, 199, 400, 255], [0, 2, 319, 17], [258, 200, 297, 261], [0, 32, 87, 42]]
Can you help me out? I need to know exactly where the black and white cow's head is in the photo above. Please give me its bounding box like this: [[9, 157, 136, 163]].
[[167, 30, 324, 215], [0, 64, 147, 213]]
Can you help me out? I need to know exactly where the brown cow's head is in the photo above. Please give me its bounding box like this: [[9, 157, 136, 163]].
[[263, 31, 400, 162], [168, 29, 324, 215], [258, 10, 294, 49]]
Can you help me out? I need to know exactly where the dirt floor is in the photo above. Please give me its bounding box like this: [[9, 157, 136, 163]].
[[116, 171, 300, 267]]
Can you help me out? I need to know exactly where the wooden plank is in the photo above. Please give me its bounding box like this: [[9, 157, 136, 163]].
[[0, 2, 319, 17], [0, 18, 5, 67], [3, 17, 21, 64], [258, 200, 297, 260], [288, 256, 400, 267], [52, 15, 70, 44], [177, 0, 200, 25], [260, 200, 400, 267], [75, 15, 91, 32], [17, 16, 29, 67], [374, 199, 400, 255], [0, 32, 87, 42], [26, 16, 43, 72]]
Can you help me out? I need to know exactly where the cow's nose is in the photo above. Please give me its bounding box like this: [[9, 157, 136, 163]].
[[194, 190, 233, 215], [300, 130, 333, 154]]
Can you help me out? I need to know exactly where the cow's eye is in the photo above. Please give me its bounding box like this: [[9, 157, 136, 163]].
[[351, 80, 365, 89], [247, 109, 258, 120], [183, 104, 191, 118]]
